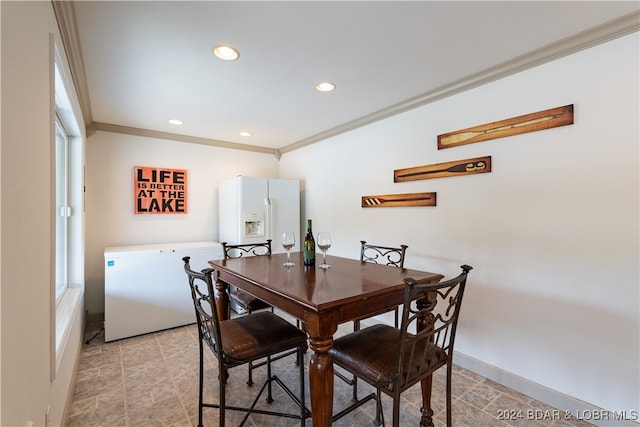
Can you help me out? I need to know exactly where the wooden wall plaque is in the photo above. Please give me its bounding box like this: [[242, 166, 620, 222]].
[[362, 192, 436, 208], [394, 156, 491, 182], [438, 104, 573, 149]]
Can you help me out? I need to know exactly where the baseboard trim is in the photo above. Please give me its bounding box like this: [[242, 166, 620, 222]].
[[454, 351, 639, 427]]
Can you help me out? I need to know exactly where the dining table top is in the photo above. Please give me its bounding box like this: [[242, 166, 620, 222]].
[[209, 251, 444, 316]]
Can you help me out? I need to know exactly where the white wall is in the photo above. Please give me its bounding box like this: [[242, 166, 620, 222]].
[[280, 33, 639, 415], [84, 131, 280, 314], [0, 2, 85, 426]]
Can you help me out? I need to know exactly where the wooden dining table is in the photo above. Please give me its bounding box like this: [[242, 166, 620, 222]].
[[209, 251, 444, 427]]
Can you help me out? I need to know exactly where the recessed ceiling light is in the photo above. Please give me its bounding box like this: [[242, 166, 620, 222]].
[[239, 131, 252, 137], [168, 119, 183, 125], [315, 81, 335, 92], [212, 45, 240, 61]]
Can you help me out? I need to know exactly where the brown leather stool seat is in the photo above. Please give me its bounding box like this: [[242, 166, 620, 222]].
[[218, 312, 305, 362], [331, 324, 448, 394]]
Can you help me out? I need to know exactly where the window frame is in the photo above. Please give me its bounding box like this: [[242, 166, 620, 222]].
[[52, 41, 85, 377], [54, 114, 71, 302]]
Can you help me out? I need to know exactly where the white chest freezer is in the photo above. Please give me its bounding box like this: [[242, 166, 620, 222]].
[[104, 241, 224, 341]]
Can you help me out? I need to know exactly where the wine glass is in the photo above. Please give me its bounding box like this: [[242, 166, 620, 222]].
[[282, 231, 296, 266], [317, 232, 332, 269]]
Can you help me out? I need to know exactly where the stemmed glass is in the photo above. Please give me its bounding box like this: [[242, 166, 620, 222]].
[[282, 231, 296, 267], [317, 232, 332, 269]]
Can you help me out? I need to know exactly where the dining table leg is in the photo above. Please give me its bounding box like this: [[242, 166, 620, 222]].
[[304, 312, 338, 427], [420, 377, 435, 427], [418, 291, 438, 427], [212, 271, 230, 320]]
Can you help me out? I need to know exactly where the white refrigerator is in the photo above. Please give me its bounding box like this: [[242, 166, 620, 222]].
[[104, 241, 224, 341], [218, 176, 300, 252], [219, 176, 300, 314]]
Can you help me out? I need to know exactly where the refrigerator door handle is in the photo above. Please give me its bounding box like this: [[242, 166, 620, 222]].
[[264, 197, 272, 241]]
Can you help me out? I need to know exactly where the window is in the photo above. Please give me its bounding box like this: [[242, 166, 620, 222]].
[[53, 56, 84, 375], [55, 116, 70, 300]]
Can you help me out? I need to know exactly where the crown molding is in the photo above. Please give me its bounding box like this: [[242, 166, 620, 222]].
[[88, 122, 278, 155], [279, 11, 640, 154], [52, 0, 94, 126]]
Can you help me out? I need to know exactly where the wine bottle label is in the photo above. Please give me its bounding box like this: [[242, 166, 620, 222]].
[[303, 249, 315, 265]]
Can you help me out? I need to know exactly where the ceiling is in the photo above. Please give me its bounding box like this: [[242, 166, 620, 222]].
[[57, 1, 639, 155]]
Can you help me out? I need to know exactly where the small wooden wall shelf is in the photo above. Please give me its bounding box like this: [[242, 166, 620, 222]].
[[437, 104, 574, 149], [394, 156, 491, 182], [362, 192, 436, 208]]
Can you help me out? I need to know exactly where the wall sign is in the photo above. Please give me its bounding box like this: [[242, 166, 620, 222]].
[[394, 156, 491, 182], [134, 166, 187, 214], [437, 104, 574, 149], [362, 192, 436, 208]]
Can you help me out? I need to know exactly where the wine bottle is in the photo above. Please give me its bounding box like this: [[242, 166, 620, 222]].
[[303, 219, 316, 266]]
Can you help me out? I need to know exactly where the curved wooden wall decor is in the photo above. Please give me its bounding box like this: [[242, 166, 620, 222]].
[[362, 192, 436, 208], [394, 156, 491, 182], [437, 104, 574, 149]]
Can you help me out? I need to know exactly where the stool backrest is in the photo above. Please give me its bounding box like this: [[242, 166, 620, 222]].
[[221, 240, 272, 259], [182, 257, 222, 357], [360, 240, 408, 268], [394, 265, 473, 392]]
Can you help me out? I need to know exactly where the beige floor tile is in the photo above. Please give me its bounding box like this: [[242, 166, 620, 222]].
[[67, 321, 594, 427]]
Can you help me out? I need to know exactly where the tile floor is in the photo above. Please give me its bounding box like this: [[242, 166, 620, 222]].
[[67, 314, 594, 427]]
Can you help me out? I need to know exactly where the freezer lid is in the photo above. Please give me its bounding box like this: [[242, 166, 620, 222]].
[[104, 241, 222, 258]]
